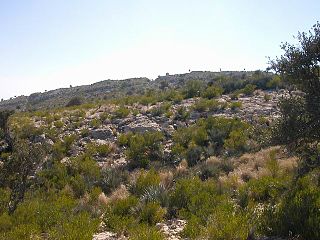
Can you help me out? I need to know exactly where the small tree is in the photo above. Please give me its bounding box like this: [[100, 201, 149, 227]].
[[270, 22, 320, 173], [0, 110, 14, 150], [66, 96, 83, 107], [0, 139, 45, 214]]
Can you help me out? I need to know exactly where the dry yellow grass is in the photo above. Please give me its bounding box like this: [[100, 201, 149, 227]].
[[175, 159, 188, 177], [225, 146, 298, 184], [103, 184, 129, 205], [159, 170, 174, 188]]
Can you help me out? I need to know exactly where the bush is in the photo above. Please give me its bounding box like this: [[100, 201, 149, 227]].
[[126, 132, 164, 169], [131, 170, 161, 196], [66, 97, 83, 107], [184, 80, 204, 98], [201, 86, 224, 99], [129, 224, 164, 240], [181, 215, 202, 239], [202, 201, 249, 240], [241, 84, 256, 96], [139, 202, 166, 225], [54, 120, 64, 129], [169, 177, 218, 221], [224, 129, 249, 154], [261, 171, 320, 239], [230, 101, 242, 110], [103, 196, 138, 232], [113, 106, 130, 119], [99, 168, 128, 194], [86, 142, 112, 157], [174, 106, 190, 121]]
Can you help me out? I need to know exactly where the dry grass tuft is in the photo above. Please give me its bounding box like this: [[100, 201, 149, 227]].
[[159, 170, 174, 188], [104, 184, 129, 205], [226, 146, 298, 184]]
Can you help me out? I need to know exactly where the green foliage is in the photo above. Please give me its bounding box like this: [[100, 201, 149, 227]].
[[224, 129, 249, 154], [266, 75, 282, 89], [139, 202, 166, 225], [260, 171, 320, 239], [117, 132, 134, 146], [131, 170, 161, 196], [140, 184, 169, 207], [202, 202, 249, 240], [0, 139, 46, 214], [270, 22, 320, 174], [181, 215, 202, 239], [54, 120, 64, 128], [90, 119, 102, 129], [85, 142, 112, 157], [241, 84, 256, 96], [68, 155, 101, 197], [184, 80, 204, 98], [53, 134, 77, 159], [113, 105, 130, 119], [201, 85, 224, 99], [129, 224, 164, 240], [174, 106, 190, 121], [150, 102, 172, 117], [173, 117, 251, 160], [264, 93, 272, 101], [230, 101, 242, 110], [193, 99, 222, 112], [103, 196, 138, 232], [169, 177, 218, 221], [0, 193, 99, 239], [125, 131, 164, 169], [99, 168, 128, 194], [66, 97, 83, 107], [241, 176, 289, 206]]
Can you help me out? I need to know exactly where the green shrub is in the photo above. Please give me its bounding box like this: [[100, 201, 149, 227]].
[[264, 93, 272, 101], [169, 177, 218, 221], [48, 212, 99, 240], [129, 224, 164, 240], [241, 84, 256, 96], [261, 171, 320, 239], [181, 215, 202, 239], [66, 97, 83, 107], [224, 129, 248, 154], [53, 135, 77, 159], [184, 80, 204, 98], [140, 184, 169, 207], [132, 170, 161, 196], [54, 120, 64, 129], [126, 132, 164, 169], [113, 106, 130, 119], [99, 168, 128, 194], [185, 143, 202, 167], [103, 196, 138, 232], [117, 132, 134, 146], [86, 142, 111, 157], [90, 119, 101, 129], [201, 86, 224, 99], [174, 106, 190, 121], [230, 101, 242, 110], [202, 201, 249, 240], [150, 102, 171, 117], [139, 202, 166, 225]]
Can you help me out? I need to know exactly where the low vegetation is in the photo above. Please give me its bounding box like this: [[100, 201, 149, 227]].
[[0, 23, 319, 240]]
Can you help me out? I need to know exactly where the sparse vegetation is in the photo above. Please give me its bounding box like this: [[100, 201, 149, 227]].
[[0, 22, 319, 240]]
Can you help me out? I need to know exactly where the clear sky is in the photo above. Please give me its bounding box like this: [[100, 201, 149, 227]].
[[0, 0, 319, 99]]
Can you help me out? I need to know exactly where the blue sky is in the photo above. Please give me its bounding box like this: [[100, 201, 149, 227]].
[[0, 0, 319, 99]]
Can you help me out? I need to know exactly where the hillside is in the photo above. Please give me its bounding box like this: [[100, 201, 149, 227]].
[[1, 22, 320, 238], [0, 70, 272, 111], [0, 71, 295, 240]]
